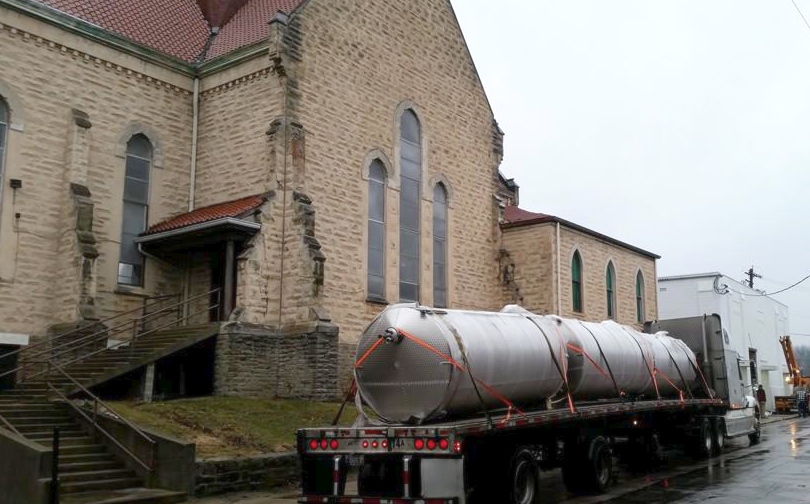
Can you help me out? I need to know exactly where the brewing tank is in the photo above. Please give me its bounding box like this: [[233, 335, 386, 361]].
[[354, 304, 700, 424], [354, 304, 567, 423]]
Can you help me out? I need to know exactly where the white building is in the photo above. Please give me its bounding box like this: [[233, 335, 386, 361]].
[[658, 272, 791, 412]]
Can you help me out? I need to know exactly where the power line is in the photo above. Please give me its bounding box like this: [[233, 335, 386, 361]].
[[791, 0, 810, 34], [722, 272, 810, 297]]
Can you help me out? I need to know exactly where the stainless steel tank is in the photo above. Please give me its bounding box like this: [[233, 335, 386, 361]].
[[354, 304, 700, 424], [552, 317, 657, 398], [354, 304, 567, 423]]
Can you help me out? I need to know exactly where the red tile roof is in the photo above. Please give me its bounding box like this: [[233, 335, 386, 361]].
[[208, 0, 305, 59], [145, 193, 268, 235], [34, 0, 306, 62]]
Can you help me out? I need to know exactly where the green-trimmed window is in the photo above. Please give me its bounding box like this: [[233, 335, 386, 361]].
[[399, 109, 421, 302], [636, 271, 645, 323], [433, 183, 448, 308], [118, 134, 152, 286], [606, 261, 616, 319], [572, 251, 583, 312], [367, 160, 386, 301]]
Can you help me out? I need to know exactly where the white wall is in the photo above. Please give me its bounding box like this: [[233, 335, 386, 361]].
[[658, 273, 791, 411]]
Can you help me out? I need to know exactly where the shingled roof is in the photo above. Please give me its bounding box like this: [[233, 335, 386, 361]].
[[502, 205, 660, 259], [34, 0, 305, 62]]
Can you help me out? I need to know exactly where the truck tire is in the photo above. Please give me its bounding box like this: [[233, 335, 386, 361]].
[[510, 448, 539, 504], [711, 418, 725, 455], [687, 417, 712, 459], [562, 436, 613, 494]]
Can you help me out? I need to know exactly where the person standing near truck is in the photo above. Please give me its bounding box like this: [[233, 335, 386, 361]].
[[756, 385, 767, 418], [796, 387, 808, 418]]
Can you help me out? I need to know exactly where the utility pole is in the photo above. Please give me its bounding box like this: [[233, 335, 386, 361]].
[[744, 266, 761, 289]]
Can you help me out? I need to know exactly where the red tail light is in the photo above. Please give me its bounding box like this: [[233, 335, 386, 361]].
[[309, 439, 319, 450], [427, 439, 437, 450], [453, 440, 463, 453], [330, 439, 339, 450], [439, 438, 449, 450], [320, 439, 328, 450], [414, 438, 425, 450], [381, 440, 389, 449], [362, 440, 369, 449]]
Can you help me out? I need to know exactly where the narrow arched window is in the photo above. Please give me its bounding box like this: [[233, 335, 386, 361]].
[[636, 271, 645, 323], [433, 183, 448, 308], [572, 251, 583, 313], [118, 134, 152, 286], [606, 261, 616, 319], [367, 160, 386, 301], [399, 109, 421, 302], [0, 98, 7, 192]]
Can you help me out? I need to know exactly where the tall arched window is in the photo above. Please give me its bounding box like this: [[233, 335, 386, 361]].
[[367, 160, 386, 301], [399, 109, 421, 302], [0, 98, 7, 193], [606, 261, 616, 319], [433, 183, 448, 308], [572, 251, 583, 313], [636, 271, 645, 323], [118, 134, 152, 286]]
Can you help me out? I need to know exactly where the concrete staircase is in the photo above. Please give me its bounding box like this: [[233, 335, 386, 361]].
[[0, 387, 185, 503], [43, 324, 219, 395], [0, 324, 220, 504]]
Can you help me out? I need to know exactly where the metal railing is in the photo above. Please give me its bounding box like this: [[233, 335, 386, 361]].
[[47, 363, 156, 472], [0, 288, 220, 386], [0, 412, 21, 436]]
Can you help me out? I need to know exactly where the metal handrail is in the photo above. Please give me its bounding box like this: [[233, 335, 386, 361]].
[[0, 294, 184, 375], [1, 288, 220, 383], [32, 302, 219, 386], [0, 412, 21, 436], [47, 363, 155, 472]]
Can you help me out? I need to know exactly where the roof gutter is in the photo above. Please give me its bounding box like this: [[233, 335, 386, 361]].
[[189, 77, 200, 211], [134, 217, 261, 244]]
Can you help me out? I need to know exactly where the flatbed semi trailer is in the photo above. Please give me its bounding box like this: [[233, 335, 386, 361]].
[[297, 307, 760, 504]]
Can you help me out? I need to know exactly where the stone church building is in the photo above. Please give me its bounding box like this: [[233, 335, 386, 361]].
[[0, 0, 659, 399]]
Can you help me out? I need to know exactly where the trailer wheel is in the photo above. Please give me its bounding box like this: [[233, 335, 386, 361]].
[[510, 449, 539, 504], [688, 417, 713, 458], [711, 418, 725, 455], [563, 436, 613, 494]]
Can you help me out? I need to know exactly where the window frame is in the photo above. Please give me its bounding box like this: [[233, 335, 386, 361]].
[[571, 250, 583, 313], [606, 261, 616, 319], [432, 183, 448, 308], [367, 159, 387, 302], [0, 97, 7, 209], [117, 134, 152, 287], [398, 109, 422, 303], [636, 270, 645, 323]]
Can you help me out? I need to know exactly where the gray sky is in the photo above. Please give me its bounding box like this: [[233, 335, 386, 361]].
[[452, 0, 810, 339]]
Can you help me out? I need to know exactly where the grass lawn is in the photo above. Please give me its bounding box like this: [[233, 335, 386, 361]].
[[108, 396, 356, 458]]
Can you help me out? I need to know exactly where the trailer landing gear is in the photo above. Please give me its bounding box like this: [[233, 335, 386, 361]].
[[711, 418, 725, 455]]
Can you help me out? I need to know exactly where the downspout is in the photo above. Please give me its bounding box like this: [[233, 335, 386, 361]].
[[188, 77, 200, 212], [556, 222, 561, 315]]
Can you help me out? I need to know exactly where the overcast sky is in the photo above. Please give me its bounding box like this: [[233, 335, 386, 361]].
[[452, 0, 810, 340]]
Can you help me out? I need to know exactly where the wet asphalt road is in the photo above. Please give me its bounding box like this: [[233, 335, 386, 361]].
[[192, 416, 808, 504], [567, 415, 810, 504]]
